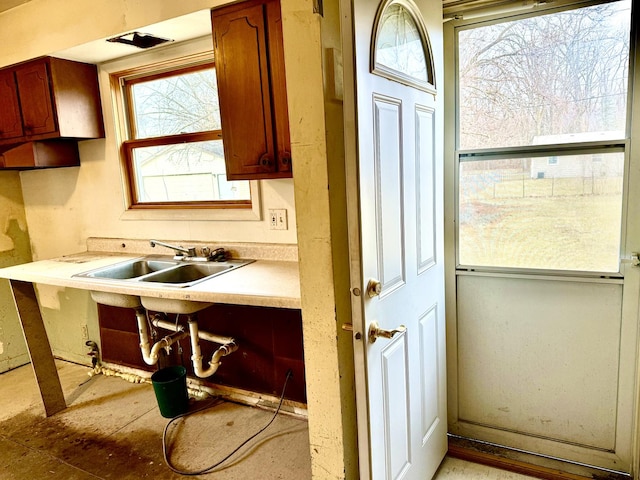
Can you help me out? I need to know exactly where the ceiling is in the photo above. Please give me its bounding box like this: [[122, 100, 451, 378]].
[[0, 1, 213, 64], [0, 0, 516, 14], [0, 1, 521, 63], [53, 10, 213, 64]]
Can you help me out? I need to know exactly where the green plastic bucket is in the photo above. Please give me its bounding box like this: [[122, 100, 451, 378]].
[[151, 365, 189, 418]]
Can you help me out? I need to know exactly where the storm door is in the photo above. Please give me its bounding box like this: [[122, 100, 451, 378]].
[[445, 0, 640, 474]]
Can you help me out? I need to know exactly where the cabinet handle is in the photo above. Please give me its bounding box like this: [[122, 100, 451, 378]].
[[259, 154, 274, 168], [279, 151, 292, 170]]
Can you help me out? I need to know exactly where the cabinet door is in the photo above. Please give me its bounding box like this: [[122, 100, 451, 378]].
[[212, 1, 278, 180], [15, 61, 57, 137], [0, 70, 24, 140]]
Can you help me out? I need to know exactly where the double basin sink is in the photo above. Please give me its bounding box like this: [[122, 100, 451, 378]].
[[74, 255, 254, 313]]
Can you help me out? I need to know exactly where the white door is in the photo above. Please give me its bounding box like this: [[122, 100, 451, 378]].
[[343, 0, 447, 479]]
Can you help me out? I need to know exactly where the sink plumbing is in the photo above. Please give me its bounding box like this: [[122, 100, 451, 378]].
[[134, 307, 238, 378], [149, 240, 227, 262]]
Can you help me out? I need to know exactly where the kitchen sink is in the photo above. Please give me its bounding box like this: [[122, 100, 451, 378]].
[[74, 256, 253, 287], [80, 258, 180, 279], [74, 255, 254, 313], [141, 262, 236, 285]]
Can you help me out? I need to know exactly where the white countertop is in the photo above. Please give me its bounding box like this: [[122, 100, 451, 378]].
[[0, 251, 301, 309]]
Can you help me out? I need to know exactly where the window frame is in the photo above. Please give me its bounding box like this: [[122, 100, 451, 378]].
[[114, 55, 253, 211], [451, 0, 632, 277]]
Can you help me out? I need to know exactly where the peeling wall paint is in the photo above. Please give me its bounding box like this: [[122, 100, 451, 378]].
[[0, 172, 31, 373]]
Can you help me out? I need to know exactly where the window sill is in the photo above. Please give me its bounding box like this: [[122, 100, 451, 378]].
[[120, 182, 262, 222]]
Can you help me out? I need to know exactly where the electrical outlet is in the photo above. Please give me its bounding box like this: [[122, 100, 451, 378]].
[[269, 209, 288, 230]]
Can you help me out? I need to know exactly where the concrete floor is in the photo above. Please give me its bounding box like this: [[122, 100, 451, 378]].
[[0, 361, 535, 479]]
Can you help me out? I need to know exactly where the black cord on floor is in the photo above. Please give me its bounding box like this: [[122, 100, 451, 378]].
[[162, 370, 293, 476]]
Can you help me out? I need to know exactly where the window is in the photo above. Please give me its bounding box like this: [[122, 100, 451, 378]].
[[456, 0, 631, 273], [119, 62, 251, 209], [372, 0, 435, 92]]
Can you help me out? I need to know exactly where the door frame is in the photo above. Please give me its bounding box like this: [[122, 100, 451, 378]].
[[340, 0, 373, 476]]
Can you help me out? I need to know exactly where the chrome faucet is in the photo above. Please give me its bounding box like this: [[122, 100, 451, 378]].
[[149, 240, 196, 258]]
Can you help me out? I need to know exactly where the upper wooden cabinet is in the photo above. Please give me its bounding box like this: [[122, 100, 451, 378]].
[[211, 0, 292, 180], [0, 56, 104, 168]]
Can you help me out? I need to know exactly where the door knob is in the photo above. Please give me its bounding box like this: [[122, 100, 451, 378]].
[[367, 279, 382, 298], [368, 321, 406, 343]]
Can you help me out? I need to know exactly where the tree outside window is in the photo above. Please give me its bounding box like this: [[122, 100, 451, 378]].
[[120, 63, 250, 208]]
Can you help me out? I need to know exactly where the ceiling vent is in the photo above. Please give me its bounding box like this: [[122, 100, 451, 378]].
[[106, 32, 173, 49]]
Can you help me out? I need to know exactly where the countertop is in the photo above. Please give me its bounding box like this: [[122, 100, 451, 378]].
[[0, 247, 301, 310]]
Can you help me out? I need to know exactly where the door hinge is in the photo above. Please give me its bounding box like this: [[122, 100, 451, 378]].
[[313, 0, 323, 16]]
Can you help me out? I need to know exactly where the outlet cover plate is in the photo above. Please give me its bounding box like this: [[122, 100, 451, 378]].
[[269, 209, 288, 230]]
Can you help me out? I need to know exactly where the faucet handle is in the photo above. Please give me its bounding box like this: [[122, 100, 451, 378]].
[[198, 246, 227, 261], [210, 248, 227, 262]]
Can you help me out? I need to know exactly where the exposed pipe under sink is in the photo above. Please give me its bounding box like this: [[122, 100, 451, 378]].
[[187, 317, 239, 378], [133, 307, 238, 378]]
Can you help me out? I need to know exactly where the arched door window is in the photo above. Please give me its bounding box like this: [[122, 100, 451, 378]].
[[372, 0, 435, 93]]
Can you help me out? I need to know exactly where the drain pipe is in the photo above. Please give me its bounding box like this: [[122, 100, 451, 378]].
[[188, 316, 238, 378], [151, 316, 234, 345], [135, 308, 189, 365]]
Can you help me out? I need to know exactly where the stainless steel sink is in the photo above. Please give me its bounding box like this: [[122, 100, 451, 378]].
[[74, 256, 254, 287], [141, 262, 237, 285], [74, 255, 254, 313], [79, 258, 180, 279]]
